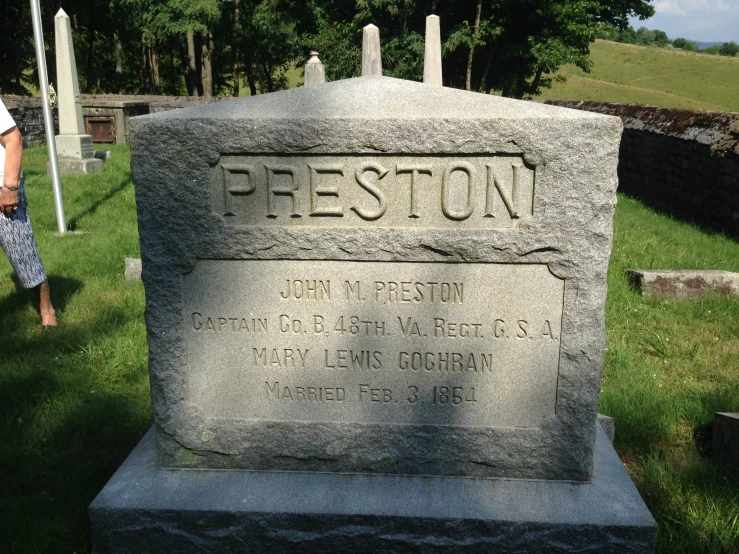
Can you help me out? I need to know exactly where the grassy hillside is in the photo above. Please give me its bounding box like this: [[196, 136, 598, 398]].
[[538, 40, 739, 112]]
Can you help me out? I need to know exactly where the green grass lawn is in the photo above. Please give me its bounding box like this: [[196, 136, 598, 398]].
[[0, 146, 737, 553], [538, 40, 739, 112], [0, 145, 150, 553]]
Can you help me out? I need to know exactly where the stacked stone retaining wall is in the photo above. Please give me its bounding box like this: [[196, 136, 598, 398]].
[[2, 95, 59, 148], [1, 94, 228, 147], [545, 100, 739, 238]]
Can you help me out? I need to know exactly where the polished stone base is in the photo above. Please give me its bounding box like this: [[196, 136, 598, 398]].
[[47, 157, 104, 175], [89, 426, 657, 553]]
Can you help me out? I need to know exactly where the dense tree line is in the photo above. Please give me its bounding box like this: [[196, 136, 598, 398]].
[[598, 23, 739, 57], [2, 0, 656, 99]]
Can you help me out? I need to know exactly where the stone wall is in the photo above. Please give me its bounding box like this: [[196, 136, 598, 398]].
[[82, 94, 228, 113], [2, 94, 228, 147], [2, 95, 58, 148], [545, 100, 739, 238]]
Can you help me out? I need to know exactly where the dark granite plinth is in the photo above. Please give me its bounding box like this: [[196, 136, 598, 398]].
[[90, 425, 656, 553]]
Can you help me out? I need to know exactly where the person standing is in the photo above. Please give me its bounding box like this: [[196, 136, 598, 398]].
[[0, 96, 57, 328]]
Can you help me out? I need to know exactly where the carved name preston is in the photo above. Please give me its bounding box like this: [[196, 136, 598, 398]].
[[210, 155, 535, 228]]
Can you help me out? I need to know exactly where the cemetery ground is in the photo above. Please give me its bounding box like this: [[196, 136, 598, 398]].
[[0, 145, 736, 554]]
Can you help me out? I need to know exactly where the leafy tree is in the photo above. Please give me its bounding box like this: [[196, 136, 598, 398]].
[[612, 25, 638, 44], [301, 1, 656, 99], [672, 37, 698, 52], [719, 41, 739, 57], [2, 0, 657, 101], [704, 45, 720, 55], [652, 29, 669, 47], [0, 0, 48, 94]]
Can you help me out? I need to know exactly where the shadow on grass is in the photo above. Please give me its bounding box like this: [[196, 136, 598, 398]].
[[0, 303, 150, 553], [619, 191, 738, 244], [0, 274, 82, 324], [0, 381, 148, 553], [67, 171, 133, 232]]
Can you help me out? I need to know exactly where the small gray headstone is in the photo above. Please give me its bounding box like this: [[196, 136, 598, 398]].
[[627, 269, 739, 299], [124, 258, 141, 281]]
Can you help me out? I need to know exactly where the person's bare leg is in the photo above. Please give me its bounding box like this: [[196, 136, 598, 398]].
[[34, 280, 57, 327]]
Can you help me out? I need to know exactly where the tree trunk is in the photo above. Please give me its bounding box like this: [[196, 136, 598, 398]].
[[201, 29, 213, 97], [478, 46, 497, 93], [502, 72, 515, 98], [262, 61, 274, 93], [85, 17, 95, 92], [233, 0, 240, 96], [255, 58, 268, 93], [195, 31, 204, 96], [465, 0, 482, 91], [186, 30, 198, 96], [140, 41, 148, 93], [149, 45, 161, 95], [529, 65, 544, 96], [170, 36, 178, 95], [245, 63, 257, 96], [514, 71, 526, 99], [114, 30, 122, 93]]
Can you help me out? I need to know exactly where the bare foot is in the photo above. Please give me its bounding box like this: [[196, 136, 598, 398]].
[[35, 280, 57, 327]]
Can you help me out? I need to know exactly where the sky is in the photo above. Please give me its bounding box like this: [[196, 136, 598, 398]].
[[629, 0, 739, 42]]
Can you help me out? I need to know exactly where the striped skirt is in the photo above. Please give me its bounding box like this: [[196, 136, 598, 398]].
[[0, 173, 47, 288]]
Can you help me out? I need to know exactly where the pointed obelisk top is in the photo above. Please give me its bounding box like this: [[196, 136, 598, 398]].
[[362, 24, 382, 76], [54, 7, 85, 135], [424, 15, 442, 86]]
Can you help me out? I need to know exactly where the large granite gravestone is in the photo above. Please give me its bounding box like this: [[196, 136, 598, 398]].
[[90, 76, 657, 552]]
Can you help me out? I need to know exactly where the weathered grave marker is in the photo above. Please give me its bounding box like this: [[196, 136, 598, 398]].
[[424, 15, 442, 86], [362, 24, 382, 76], [51, 9, 103, 175], [304, 51, 326, 87], [627, 268, 739, 299], [90, 43, 657, 551]]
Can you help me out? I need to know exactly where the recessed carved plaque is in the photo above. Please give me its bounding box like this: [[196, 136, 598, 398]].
[[211, 155, 535, 228], [184, 260, 563, 427]]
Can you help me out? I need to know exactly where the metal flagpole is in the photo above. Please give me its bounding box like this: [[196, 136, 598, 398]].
[[30, 0, 67, 235]]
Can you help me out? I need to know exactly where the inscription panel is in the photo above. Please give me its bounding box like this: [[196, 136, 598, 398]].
[[211, 155, 535, 228], [184, 261, 564, 427]]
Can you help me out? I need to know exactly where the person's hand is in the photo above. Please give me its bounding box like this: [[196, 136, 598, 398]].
[[0, 185, 20, 217]]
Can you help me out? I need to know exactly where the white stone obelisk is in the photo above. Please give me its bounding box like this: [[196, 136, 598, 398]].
[[52, 8, 102, 175], [362, 24, 382, 76], [304, 51, 326, 87], [424, 15, 442, 86]]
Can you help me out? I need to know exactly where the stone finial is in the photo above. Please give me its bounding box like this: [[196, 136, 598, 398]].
[[423, 15, 443, 86], [304, 51, 326, 87], [362, 24, 382, 76], [54, 8, 85, 135]]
